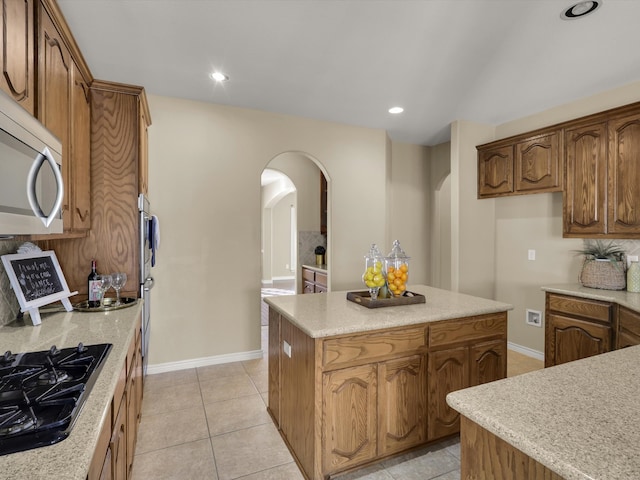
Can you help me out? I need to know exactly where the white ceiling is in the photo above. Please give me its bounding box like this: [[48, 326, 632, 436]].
[[57, 0, 640, 146]]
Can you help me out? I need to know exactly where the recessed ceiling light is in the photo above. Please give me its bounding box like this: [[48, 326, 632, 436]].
[[210, 71, 229, 82], [561, 1, 601, 20], [389, 107, 404, 114]]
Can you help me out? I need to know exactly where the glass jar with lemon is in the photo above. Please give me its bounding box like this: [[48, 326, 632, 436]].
[[362, 244, 386, 300]]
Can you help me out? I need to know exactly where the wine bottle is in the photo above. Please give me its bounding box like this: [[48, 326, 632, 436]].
[[88, 259, 100, 308]]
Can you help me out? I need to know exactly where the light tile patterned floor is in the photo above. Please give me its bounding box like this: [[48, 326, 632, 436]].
[[132, 329, 542, 480]]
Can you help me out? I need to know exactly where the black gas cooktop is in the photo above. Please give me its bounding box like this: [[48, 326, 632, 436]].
[[0, 343, 111, 456]]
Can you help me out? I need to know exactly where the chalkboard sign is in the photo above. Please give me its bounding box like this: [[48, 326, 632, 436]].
[[1, 251, 76, 326]]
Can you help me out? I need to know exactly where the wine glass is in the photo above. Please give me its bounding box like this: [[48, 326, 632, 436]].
[[111, 272, 127, 306], [97, 274, 112, 308]]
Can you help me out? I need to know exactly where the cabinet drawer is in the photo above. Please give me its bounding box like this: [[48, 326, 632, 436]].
[[315, 272, 327, 287], [323, 326, 427, 369], [302, 268, 315, 282], [547, 293, 611, 323], [429, 314, 507, 348], [619, 306, 640, 337]]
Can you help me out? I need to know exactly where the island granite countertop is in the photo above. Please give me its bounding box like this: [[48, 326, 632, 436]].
[[265, 284, 513, 338], [447, 344, 640, 480], [0, 302, 142, 480]]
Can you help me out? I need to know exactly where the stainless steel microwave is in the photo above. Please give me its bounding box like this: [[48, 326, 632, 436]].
[[0, 89, 63, 236]]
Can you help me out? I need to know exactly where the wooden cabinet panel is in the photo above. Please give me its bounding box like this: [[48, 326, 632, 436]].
[[323, 364, 377, 474], [428, 346, 468, 440], [0, 0, 34, 114], [38, 3, 71, 224], [515, 131, 561, 193], [377, 354, 426, 456], [323, 326, 427, 369], [608, 112, 640, 235], [302, 266, 328, 294], [280, 318, 316, 477], [267, 309, 281, 425], [547, 293, 611, 323], [460, 416, 564, 480], [470, 339, 506, 387], [546, 313, 611, 367], [478, 144, 513, 197], [69, 60, 91, 231], [430, 313, 506, 347], [618, 306, 640, 348], [87, 401, 112, 480], [564, 121, 608, 236], [110, 395, 127, 480]]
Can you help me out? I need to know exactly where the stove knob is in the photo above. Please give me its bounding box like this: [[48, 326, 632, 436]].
[[1, 351, 13, 363], [76, 343, 87, 354], [49, 345, 60, 357]]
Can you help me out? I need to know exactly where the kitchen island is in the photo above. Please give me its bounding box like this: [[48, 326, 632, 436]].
[[0, 302, 142, 480], [447, 344, 640, 480], [265, 285, 512, 480]]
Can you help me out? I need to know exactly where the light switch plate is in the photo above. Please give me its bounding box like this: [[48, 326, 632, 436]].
[[283, 340, 292, 358]]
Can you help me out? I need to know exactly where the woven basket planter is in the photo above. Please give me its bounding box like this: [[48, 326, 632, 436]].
[[580, 259, 626, 290]]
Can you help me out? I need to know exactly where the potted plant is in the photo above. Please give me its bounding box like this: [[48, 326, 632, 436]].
[[575, 240, 626, 290], [315, 245, 326, 265]]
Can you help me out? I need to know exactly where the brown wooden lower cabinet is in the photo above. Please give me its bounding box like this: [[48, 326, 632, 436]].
[[302, 267, 327, 293], [460, 416, 563, 480], [268, 310, 507, 480], [543, 292, 640, 367], [88, 316, 143, 480]]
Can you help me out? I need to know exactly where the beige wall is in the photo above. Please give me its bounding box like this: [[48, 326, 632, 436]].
[[430, 142, 451, 289], [147, 95, 390, 367], [389, 142, 431, 285], [455, 80, 640, 355]]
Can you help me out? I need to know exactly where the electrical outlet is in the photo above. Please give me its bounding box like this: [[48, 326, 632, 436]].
[[526, 309, 542, 327], [283, 340, 292, 358], [627, 255, 639, 267], [528, 249, 536, 261]]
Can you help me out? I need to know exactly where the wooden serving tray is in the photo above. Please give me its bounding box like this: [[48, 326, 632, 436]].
[[346, 290, 426, 308]]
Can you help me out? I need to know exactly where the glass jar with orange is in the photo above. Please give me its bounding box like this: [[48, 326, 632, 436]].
[[385, 240, 410, 297]]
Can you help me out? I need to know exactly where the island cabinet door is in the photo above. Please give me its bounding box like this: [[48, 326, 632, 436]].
[[377, 354, 427, 457], [469, 339, 507, 386], [427, 347, 469, 440], [322, 364, 377, 475]]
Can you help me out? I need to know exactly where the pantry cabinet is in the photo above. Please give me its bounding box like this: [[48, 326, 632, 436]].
[[477, 129, 562, 198], [268, 309, 507, 480], [0, 0, 35, 114]]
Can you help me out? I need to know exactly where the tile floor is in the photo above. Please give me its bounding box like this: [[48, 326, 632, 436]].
[[132, 329, 543, 480]]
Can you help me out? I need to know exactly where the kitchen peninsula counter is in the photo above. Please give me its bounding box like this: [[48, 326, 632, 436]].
[[447, 344, 640, 480], [0, 302, 142, 480], [265, 285, 512, 480]]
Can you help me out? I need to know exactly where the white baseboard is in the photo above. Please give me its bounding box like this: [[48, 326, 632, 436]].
[[508, 342, 544, 362], [147, 349, 264, 375]]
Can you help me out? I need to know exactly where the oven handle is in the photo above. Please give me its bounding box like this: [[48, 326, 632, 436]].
[[27, 146, 64, 227]]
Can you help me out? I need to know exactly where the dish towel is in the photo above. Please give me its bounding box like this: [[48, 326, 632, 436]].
[[151, 215, 160, 267]]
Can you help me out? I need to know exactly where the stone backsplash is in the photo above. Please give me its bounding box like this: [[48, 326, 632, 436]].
[[0, 240, 23, 326], [299, 231, 326, 267]]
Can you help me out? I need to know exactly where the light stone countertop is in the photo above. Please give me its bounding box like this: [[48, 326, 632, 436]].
[[0, 301, 142, 480], [447, 345, 640, 480], [301, 264, 327, 274], [264, 284, 513, 338], [542, 282, 640, 310]]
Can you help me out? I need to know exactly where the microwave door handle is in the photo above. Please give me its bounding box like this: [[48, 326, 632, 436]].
[[27, 146, 64, 227]]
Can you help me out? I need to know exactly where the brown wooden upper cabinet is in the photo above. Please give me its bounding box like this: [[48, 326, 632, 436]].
[[477, 129, 562, 198], [36, 0, 93, 236], [564, 107, 640, 238], [0, 0, 35, 115]]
